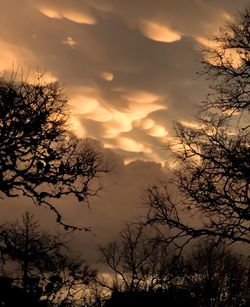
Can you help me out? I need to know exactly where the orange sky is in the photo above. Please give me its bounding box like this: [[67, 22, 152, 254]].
[[0, 0, 249, 258], [2, 0, 247, 164]]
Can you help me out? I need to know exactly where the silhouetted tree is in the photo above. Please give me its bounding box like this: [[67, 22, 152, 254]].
[[104, 288, 199, 307], [146, 7, 250, 245], [100, 231, 249, 307], [99, 224, 201, 307], [184, 238, 249, 307], [0, 212, 96, 306], [99, 223, 181, 293], [0, 78, 109, 229]]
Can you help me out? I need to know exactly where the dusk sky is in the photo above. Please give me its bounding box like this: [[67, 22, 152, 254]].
[[1, 0, 249, 260]]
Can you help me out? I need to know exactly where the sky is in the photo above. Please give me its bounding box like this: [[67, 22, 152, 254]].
[[0, 0, 249, 261]]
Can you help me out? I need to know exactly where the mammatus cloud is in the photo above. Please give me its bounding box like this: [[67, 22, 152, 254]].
[[147, 124, 168, 138], [123, 91, 159, 103], [100, 71, 114, 81], [39, 7, 97, 25], [68, 86, 168, 161], [117, 137, 152, 153], [39, 7, 61, 19], [140, 20, 182, 43], [0, 0, 249, 164]]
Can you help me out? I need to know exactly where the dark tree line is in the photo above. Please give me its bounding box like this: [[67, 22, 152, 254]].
[[98, 223, 249, 307], [1, 216, 249, 307]]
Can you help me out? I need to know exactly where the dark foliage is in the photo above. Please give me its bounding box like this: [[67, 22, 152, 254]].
[[0, 212, 96, 306], [104, 288, 199, 307], [0, 78, 109, 229], [99, 224, 249, 307], [184, 238, 249, 307]]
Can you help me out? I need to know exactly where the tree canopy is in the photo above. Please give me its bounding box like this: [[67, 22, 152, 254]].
[[146, 8, 250, 245], [0, 78, 109, 229], [99, 223, 249, 307], [0, 212, 96, 306]]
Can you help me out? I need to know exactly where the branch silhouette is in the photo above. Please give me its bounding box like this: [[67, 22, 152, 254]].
[[0, 77, 109, 229], [146, 7, 250, 245]]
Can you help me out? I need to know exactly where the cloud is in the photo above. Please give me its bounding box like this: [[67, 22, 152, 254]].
[[100, 71, 114, 81], [133, 118, 155, 130], [39, 6, 97, 25], [85, 105, 113, 122], [0, 40, 35, 72], [140, 20, 182, 43], [147, 124, 168, 138], [70, 94, 100, 115], [117, 137, 151, 153], [62, 10, 97, 25], [68, 86, 167, 158], [123, 91, 159, 103], [69, 116, 86, 138], [127, 101, 165, 117], [39, 7, 62, 19], [0, 144, 168, 261], [195, 36, 243, 69], [0, 0, 249, 162]]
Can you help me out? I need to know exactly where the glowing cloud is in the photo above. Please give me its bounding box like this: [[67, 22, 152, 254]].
[[118, 137, 145, 153], [145, 151, 166, 166], [196, 36, 242, 68], [123, 91, 159, 103], [39, 7, 97, 25], [69, 116, 86, 138], [148, 124, 168, 137], [128, 102, 165, 119], [84, 106, 112, 122], [0, 42, 18, 71], [42, 72, 58, 83], [62, 10, 97, 25], [70, 95, 99, 114], [195, 36, 218, 49], [26, 71, 58, 85], [103, 110, 134, 138], [140, 20, 182, 43], [68, 85, 167, 157], [100, 71, 114, 81], [0, 40, 35, 72], [179, 120, 202, 129], [133, 118, 155, 130], [39, 7, 62, 19]]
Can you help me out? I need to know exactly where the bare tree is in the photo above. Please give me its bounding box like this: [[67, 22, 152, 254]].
[[99, 223, 182, 293], [184, 238, 249, 307], [146, 7, 250, 245], [0, 212, 96, 306], [0, 78, 109, 229], [98, 224, 250, 307]]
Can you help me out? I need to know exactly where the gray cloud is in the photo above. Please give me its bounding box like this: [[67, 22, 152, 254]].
[[0, 144, 168, 262]]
